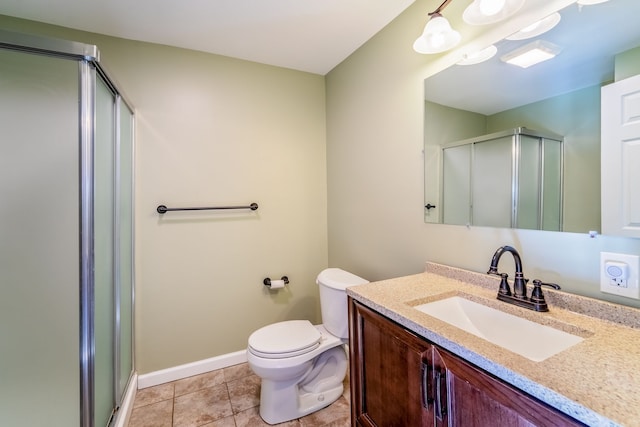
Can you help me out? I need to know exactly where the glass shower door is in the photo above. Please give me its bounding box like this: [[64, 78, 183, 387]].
[[94, 74, 116, 426], [0, 48, 81, 427], [516, 135, 542, 229], [95, 75, 136, 426], [1, 30, 135, 427], [442, 144, 472, 225], [472, 136, 513, 228], [541, 139, 563, 231], [117, 100, 135, 403]]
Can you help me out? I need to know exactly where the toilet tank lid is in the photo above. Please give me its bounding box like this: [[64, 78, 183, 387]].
[[316, 268, 369, 290]]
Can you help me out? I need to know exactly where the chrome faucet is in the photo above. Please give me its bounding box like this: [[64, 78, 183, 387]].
[[487, 245, 561, 312]]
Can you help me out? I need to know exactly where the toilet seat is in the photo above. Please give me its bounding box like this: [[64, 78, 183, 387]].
[[248, 320, 322, 359]]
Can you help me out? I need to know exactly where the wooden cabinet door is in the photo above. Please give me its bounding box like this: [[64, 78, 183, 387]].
[[432, 347, 584, 427], [349, 299, 434, 426]]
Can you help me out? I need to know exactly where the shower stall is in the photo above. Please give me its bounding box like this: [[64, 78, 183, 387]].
[[0, 30, 135, 426], [440, 127, 563, 230]]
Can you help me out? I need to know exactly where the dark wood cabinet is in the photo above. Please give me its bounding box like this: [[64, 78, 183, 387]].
[[349, 298, 584, 427], [349, 296, 434, 426]]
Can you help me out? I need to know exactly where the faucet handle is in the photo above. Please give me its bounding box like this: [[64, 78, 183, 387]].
[[498, 273, 512, 296], [532, 279, 561, 290], [530, 280, 561, 304]]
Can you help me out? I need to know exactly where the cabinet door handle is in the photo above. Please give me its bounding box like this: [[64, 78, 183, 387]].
[[435, 369, 447, 420], [421, 362, 433, 408]]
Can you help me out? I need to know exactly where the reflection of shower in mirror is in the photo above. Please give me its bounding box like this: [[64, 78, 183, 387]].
[[438, 128, 562, 230]]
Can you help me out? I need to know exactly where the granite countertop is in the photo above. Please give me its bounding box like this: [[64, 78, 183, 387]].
[[346, 262, 640, 427]]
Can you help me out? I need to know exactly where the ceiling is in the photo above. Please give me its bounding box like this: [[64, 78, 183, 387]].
[[424, 0, 640, 115], [0, 0, 415, 75]]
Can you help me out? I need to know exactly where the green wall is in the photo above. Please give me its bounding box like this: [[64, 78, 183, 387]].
[[615, 46, 640, 81]]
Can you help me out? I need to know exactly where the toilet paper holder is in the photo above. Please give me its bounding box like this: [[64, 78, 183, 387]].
[[263, 276, 289, 287]]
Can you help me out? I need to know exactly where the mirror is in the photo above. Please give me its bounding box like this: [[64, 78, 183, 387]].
[[423, 0, 640, 233]]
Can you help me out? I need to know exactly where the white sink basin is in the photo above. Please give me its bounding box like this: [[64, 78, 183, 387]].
[[414, 296, 584, 362]]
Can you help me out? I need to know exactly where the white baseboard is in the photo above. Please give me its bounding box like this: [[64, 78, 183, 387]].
[[113, 373, 138, 427], [137, 350, 248, 389]]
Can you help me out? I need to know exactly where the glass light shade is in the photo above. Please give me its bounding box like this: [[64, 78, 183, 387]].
[[479, 0, 506, 16], [463, 0, 525, 25], [413, 14, 461, 54], [457, 45, 498, 65], [506, 12, 561, 41]]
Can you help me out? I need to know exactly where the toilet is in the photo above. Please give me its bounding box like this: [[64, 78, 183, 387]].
[[247, 268, 368, 425]]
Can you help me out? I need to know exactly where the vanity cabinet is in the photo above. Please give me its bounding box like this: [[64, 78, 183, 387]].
[[348, 298, 584, 427], [348, 297, 434, 426]]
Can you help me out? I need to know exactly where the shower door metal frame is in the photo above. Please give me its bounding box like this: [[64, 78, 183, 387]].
[[79, 58, 97, 427], [0, 29, 136, 427]]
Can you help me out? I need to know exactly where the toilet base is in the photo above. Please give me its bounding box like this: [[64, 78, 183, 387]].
[[259, 381, 344, 425], [256, 345, 348, 425]]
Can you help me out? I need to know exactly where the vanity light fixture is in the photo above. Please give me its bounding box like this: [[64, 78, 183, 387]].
[[413, 0, 461, 54], [500, 40, 562, 68], [457, 45, 498, 65], [506, 12, 561, 41], [463, 0, 526, 26]]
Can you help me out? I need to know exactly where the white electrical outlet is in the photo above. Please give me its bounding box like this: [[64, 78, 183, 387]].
[[600, 252, 640, 299]]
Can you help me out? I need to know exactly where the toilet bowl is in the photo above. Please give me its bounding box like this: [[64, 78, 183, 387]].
[[247, 268, 368, 425]]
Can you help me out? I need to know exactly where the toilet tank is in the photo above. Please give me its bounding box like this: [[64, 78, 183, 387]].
[[316, 268, 369, 339]]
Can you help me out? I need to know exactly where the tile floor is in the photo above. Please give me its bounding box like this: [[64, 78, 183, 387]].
[[127, 363, 351, 427]]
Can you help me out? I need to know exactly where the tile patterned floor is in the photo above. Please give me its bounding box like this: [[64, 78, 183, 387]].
[[127, 363, 351, 427]]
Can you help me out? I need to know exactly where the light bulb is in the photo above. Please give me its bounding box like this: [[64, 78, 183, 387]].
[[464, 0, 524, 25], [428, 32, 445, 49], [479, 0, 506, 16]]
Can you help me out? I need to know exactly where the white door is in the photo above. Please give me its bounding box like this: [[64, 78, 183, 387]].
[[601, 74, 640, 237]]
